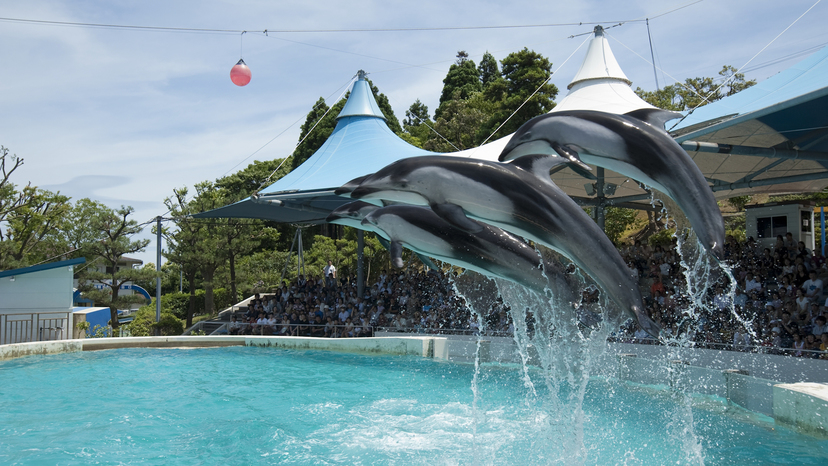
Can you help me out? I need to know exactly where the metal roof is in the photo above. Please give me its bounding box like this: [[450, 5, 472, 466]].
[[0, 257, 86, 278]]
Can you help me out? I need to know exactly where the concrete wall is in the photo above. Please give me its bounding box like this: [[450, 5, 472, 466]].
[[0, 336, 446, 361], [773, 383, 828, 438]]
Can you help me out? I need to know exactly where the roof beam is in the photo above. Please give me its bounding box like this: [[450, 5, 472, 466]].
[[711, 172, 828, 192], [681, 141, 828, 162]]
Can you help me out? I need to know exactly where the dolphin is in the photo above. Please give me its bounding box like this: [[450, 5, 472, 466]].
[[326, 201, 440, 271], [348, 154, 660, 336], [498, 109, 725, 259], [333, 174, 385, 206], [361, 204, 554, 293]]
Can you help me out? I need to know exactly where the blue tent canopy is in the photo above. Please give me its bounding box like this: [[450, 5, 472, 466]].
[[196, 71, 436, 223]]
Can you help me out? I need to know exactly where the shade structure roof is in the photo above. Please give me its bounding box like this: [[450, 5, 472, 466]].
[[668, 45, 828, 199], [196, 71, 436, 223], [198, 28, 828, 224]]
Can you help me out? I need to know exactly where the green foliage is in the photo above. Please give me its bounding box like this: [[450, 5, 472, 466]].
[[127, 303, 184, 337], [402, 99, 433, 148], [423, 48, 557, 150], [635, 65, 756, 112], [477, 48, 558, 143], [0, 146, 73, 269], [215, 159, 292, 201], [725, 214, 746, 243], [75, 202, 152, 329], [424, 91, 490, 152], [87, 324, 110, 338], [648, 228, 677, 247], [603, 207, 639, 245], [435, 51, 482, 119], [478, 51, 500, 87], [727, 195, 752, 211]]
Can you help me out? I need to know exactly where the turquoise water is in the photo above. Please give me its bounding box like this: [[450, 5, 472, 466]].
[[1, 347, 827, 465]]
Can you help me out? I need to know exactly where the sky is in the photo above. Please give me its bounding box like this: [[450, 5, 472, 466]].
[[1, 0, 826, 266]]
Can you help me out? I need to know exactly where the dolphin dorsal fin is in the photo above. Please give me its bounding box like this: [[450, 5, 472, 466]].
[[509, 154, 576, 178], [624, 108, 683, 130]]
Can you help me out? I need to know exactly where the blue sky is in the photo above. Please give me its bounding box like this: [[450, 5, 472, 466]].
[[1, 0, 826, 265]]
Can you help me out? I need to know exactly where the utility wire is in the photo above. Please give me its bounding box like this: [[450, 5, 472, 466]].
[[0, 16, 651, 35]]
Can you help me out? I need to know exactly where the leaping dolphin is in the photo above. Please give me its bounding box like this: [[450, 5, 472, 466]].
[[348, 154, 660, 337], [498, 109, 725, 259], [361, 204, 554, 293], [326, 201, 440, 271]]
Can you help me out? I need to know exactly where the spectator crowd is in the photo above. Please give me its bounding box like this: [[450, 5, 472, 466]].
[[228, 231, 828, 359]]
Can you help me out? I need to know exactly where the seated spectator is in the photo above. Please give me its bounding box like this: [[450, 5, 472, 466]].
[[228, 315, 241, 335], [744, 272, 762, 294], [812, 316, 828, 336], [795, 289, 811, 313], [802, 270, 823, 299]]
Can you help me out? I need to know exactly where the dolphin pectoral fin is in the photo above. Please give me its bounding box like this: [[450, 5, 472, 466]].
[[431, 203, 484, 233], [390, 240, 404, 269], [624, 108, 683, 130], [416, 253, 439, 271], [551, 142, 591, 172], [375, 234, 391, 251]]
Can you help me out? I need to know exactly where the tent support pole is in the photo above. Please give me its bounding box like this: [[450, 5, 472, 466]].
[[357, 230, 364, 298]]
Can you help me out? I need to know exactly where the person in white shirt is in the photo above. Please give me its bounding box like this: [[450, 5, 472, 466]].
[[802, 270, 823, 299], [744, 272, 762, 294]]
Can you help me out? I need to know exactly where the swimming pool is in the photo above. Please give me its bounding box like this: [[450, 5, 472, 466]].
[[1, 346, 826, 465]]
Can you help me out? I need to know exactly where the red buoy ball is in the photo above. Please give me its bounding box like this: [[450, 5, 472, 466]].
[[230, 59, 251, 86]]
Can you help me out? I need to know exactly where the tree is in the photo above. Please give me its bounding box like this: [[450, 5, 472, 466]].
[[82, 203, 153, 331], [402, 99, 433, 149], [435, 51, 482, 119], [424, 91, 491, 152], [164, 182, 228, 326], [477, 48, 558, 143], [0, 147, 72, 269], [635, 65, 757, 112], [478, 51, 500, 87]]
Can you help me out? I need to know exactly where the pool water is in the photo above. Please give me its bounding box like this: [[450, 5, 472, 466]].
[[1, 347, 827, 465]]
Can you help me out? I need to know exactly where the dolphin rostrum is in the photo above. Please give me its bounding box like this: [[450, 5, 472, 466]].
[[326, 201, 439, 271], [361, 204, 555, 293], [348, 154, 660, 336], [498, 109, 725, 259]]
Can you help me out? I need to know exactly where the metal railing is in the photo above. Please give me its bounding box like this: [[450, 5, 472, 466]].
[[209, 322, 377, 338], [610, 336, 828, 358]]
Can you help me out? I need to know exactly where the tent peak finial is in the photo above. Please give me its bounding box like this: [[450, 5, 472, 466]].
[[593, 25, 604, 36], [357, 70, 368, 81]]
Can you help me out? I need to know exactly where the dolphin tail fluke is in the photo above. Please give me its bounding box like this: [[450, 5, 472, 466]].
[[431, 203, 484, 233], [390, 240, 405, 269], [637, 312, 662, 339]]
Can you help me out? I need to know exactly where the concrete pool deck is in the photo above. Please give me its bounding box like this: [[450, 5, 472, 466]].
[[1, 335, 826, 438]]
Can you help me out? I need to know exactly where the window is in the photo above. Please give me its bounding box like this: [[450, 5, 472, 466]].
[[801, 210, 812, 233], [757, 216, 787, 239]]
